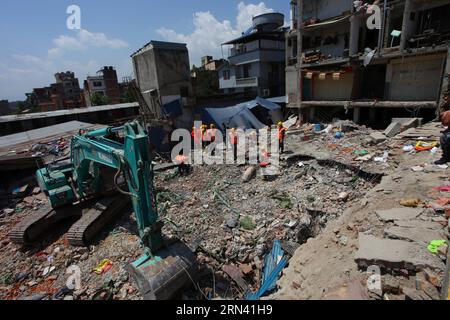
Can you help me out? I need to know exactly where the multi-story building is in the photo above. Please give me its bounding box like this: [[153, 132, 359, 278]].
[[54, 71, 82, 108], [201, 56, 225, 71], [84, 66, 121, 106], [219, 13, 287, 98], [287, 0, 450, 127], [131, 41, 195, 124], [27, 71, 84, 112]]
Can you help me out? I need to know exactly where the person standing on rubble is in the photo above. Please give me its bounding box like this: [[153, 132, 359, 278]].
[[277, 122, 287, 154], [435, 110, 450, 165], [229, 128, 238, 161], [192, 126, 202, 149]]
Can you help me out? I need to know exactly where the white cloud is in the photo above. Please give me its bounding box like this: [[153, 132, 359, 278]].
[[51, 29, 129, 54], [0, 28, 131, 101], [157, 2, 276, 66], [236, 2, 274, 31]]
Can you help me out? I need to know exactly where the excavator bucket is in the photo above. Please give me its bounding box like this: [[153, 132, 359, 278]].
[[126, 240, 196, 300]]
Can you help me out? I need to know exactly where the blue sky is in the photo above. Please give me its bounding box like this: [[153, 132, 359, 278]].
[[0, 1, 289, 101]]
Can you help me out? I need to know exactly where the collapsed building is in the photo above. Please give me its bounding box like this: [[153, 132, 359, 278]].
[[286, 0, 450, 128]]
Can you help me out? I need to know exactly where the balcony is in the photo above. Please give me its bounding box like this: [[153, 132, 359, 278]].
[[235, 77, 258, 88]]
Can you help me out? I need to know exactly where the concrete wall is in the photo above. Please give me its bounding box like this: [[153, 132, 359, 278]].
[[313, 72, 354, 101], [152, 48, 192, 98], [303, 0, 352, 21], [286, 66, 299, 106], [386, 54, 445, 101]]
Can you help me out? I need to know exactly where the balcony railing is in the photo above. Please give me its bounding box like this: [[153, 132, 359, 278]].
[[235, 77, 258, 88]]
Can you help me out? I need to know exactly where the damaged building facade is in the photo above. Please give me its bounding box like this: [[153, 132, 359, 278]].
[[287, 0, 450, 127], [131, 41, 195, 129]]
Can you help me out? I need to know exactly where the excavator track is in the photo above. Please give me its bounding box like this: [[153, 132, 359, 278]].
[[9, 204, 83, 246], [66, 195, 130, 247]]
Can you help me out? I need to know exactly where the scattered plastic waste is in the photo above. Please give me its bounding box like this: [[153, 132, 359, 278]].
[[93, 259, 113, 275], [427, 240, 447, 254], [374, 151, 389, 163], [403, 145, 414, 152], [415, 141, 438, 152]]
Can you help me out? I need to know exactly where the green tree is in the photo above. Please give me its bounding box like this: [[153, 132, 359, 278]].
[[90, 93, 109, 106]]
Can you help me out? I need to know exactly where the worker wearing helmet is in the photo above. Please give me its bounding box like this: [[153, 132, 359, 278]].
[[277, 122, 287, 154]]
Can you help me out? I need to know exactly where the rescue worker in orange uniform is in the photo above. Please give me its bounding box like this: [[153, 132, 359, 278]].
[[174, 154, 190, 176], [277, 122, 287, 154], [191, 126, 202, 148], [229, 128, 238, 161]]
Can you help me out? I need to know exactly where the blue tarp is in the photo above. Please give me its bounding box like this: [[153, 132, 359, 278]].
[[162, 99, 183, 119], [202, 97, 282, 131]]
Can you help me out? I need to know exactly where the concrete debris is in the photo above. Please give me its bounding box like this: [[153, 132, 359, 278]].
[[384, 226, 446, 244], [0, 119, 448, 301], [355, 234, 446, 272], [376, 207, 424, 222], [384, 122, 402, 138], [370, 132, 387, 144]]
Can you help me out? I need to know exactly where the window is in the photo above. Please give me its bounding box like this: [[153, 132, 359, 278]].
[[223, 70, 230, 80], [93, 81, 103, 87]]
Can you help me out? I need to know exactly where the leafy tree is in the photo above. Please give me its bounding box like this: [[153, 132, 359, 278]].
[[90, 93, 109, 106]]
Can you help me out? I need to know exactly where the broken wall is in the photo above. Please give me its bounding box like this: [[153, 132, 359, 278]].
[[385, 54, 446, 101]]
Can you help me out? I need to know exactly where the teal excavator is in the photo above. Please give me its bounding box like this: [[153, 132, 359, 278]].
[[12, 120, 195, 300]]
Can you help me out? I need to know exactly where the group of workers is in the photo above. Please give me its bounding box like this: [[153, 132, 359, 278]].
[[191, 122, 287, 154], [175, 122, 287, 176]]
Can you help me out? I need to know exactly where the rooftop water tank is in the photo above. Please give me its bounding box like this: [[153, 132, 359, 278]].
[[252, 13, 284, 32]]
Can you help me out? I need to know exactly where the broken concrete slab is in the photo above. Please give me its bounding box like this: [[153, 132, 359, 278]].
[[392, 118, 422, 130], [384, 122, 402, 138], [402, 287, 432, 300], [355, 234, 445, 272], [376, 207, 423, 222], [394, 220, 444, 230], [370, 132, 387, 144], [384, 226, 446, 244]]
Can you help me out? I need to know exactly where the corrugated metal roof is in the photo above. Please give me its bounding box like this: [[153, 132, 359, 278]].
[[0, 121, 98, 149], [0, 102, 139, 124]]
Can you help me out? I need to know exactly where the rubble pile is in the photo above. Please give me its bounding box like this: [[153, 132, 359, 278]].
[[0, 119, 448, 300]]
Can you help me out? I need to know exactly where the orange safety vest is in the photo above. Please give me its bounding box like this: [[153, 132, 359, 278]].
[[192, 129, 202, 145], [175, 155, 188, 164], [278, 127, 286, 141], [208, 129, 217, 142], [230, 131, 238, 145]]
